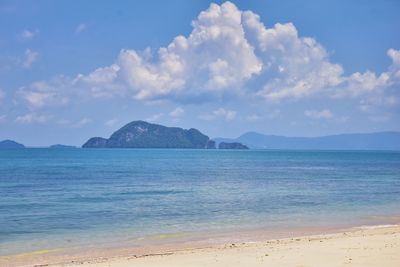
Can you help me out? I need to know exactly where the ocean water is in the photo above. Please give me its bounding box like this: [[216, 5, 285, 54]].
[[1, 148, 400, 256]]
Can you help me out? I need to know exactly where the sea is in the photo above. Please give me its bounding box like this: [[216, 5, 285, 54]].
[[1, 148, 399, 257]]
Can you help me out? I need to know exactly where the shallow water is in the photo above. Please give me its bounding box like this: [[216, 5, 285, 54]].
[[1, 149, 399, 255]]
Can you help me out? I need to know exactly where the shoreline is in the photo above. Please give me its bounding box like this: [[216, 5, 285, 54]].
[[2, 220, 400, 267]]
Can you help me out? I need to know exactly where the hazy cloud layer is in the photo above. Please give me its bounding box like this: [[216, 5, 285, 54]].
[[304, 109, 333, 119]]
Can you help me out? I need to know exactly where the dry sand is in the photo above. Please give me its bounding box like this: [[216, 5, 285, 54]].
[[4, 224, 398, 267]]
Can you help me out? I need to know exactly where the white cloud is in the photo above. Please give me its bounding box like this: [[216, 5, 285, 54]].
[[73, 64, 124, 98], [359, 95, 398, 113], [146, 113, 164, 122], [0, 115, 6, 123], [242, 14, 343, 101], [15, 1, 400, 118], [169, 107, 184, 117], [15, 113, 52, 124], [104, 1, 262, 100], [75, 23, 87, 34], [22, 49, 38, 68], [17, 78, 70, 109], [304, 109, 333, 119], [20, 29, 38, 40], [199, 107, 236, 121], [104, 118, 119, 127], [241, 9, 400, 106]]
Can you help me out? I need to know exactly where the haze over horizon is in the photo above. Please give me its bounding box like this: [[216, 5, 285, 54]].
[[0, 0, 399, 146]]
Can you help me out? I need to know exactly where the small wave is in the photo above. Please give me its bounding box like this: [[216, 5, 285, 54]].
[[354, 224, 398, 230], [120, 189, 187, 196], [136, 232, 185, 241]]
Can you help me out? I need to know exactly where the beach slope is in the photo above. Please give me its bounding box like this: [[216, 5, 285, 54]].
[[56, 225, 400, 267]]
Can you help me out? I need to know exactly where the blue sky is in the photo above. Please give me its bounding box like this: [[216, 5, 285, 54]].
[[0, 0, 399, 146]]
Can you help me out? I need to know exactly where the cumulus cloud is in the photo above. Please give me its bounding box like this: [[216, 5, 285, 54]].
[[304, 109, 334, 119], [199, 107, 236, 121], [22, 49, 38, 68], [15, 1, 400, 117], [242, 15, 343, 101], [115, 2, 261, 101], [73, 64, 124, 98]]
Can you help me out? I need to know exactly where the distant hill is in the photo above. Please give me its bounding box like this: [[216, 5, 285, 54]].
[[83, 120, 216, 149], [218, 142, 248, 149], [49, 144, 77, 149], [214, 131, 400, 150], [0, 140, 25, 149]]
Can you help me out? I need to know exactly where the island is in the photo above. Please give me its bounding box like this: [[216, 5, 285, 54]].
[[83, 120, 216, 149], [0, 140, 25, 149], [49, 144, 77, 149], [218, 142, 249, 149]]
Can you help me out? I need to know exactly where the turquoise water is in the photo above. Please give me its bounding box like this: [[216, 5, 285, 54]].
[[1, 149, 400, 255]]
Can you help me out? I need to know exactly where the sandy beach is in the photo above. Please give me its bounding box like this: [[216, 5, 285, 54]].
[[2, 224, 399, 267]]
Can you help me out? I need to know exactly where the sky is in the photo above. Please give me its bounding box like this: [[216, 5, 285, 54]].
[[0, 0, 399, 146]]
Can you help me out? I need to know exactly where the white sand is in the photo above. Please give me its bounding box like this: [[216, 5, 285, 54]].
[[45, 224, 400, 267]]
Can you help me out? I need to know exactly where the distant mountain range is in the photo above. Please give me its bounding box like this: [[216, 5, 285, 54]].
[[1, 125, 399, 150], [214, 131, 400, 150]]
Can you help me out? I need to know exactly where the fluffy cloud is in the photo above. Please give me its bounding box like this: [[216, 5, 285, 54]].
[[199, 107, 236, 121], [242, 12, 343, 100], [115, 2, 261, 101], [242, 10, 399, 103], [16, 1, 400, 115], [22, 49, 39, 68], [73, 64, 124, 98], [304, 109, 333, 119]]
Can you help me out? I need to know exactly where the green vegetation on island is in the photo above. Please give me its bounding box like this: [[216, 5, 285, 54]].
[[83, 120, 217, 149]]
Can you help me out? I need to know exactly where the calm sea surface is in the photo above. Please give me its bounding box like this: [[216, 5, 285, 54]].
[[1, 149, 399, 255]]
